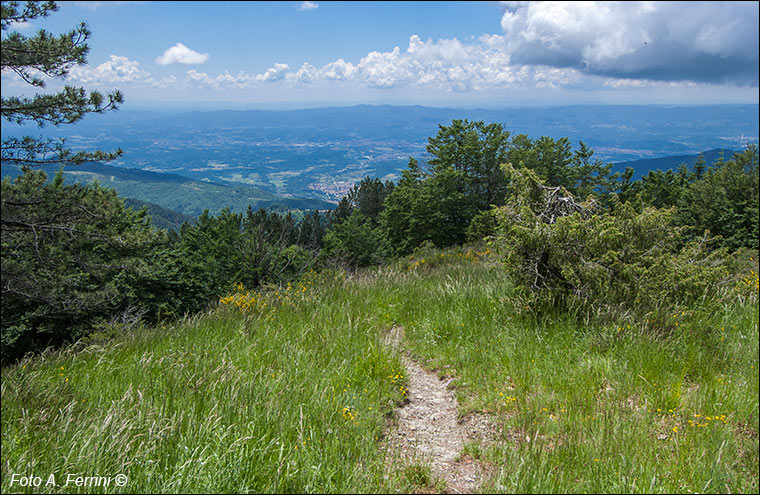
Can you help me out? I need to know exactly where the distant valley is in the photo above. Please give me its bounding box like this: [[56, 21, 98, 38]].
[[2, 104, 757, 209]]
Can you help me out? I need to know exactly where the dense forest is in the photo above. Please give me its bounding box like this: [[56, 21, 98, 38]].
[[2, 118, 758, 362]]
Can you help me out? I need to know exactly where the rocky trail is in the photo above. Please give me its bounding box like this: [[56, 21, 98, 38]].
[[383, 326, 497, 493]]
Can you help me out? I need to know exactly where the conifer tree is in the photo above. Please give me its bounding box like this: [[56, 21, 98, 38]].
[[1, 1, 152, 362], [1, 0, 123, 165]]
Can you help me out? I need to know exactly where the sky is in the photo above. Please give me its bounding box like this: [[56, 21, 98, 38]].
[[2, 1, 759, 110]]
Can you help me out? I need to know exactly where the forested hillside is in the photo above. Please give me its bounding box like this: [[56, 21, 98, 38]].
[[0, 161, 332, 217], [122, 198, 196, 232]]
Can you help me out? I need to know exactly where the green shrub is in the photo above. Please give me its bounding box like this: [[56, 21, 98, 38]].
[[495, 164, 730, 323], [466, 209, 498, 243], [321, 211, 387, 268]]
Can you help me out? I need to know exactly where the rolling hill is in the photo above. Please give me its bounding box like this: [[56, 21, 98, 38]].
[[1, 162, 333, 218]]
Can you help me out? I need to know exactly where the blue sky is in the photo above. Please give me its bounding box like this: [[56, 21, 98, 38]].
[[2, 1, 759, 109]]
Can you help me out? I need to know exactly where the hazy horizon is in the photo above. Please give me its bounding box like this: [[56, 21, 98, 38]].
[[117, 100, 760, 113]]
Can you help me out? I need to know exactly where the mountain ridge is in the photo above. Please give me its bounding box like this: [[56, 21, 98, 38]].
[[612, 148, 741, 179]]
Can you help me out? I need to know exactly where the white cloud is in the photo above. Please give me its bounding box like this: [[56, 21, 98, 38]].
[[6, 20, 33, 31], [186, 69, 212, 85], [345, 35, 527, 91], [152, 74, 178, 89], [255, 63, 290, 82], [498, 1, 759, 85], [407, 34, 471, 64], [185, 69, 253, 90], [155, 43, 209, 65], [68, 55, 153, 84], [357, 46, 415, 88], [298, 1, 319, 11], [160, 35, 526, 93], [286, 63, 320, 84], [603, 77, 650, 89], [532, 66, 583, 89], [321, 59, 358, 81]]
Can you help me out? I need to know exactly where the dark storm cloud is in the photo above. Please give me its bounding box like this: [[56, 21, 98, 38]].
[[500, 1, 759, 85]]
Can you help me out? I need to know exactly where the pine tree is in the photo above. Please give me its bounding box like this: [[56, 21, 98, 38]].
[[1, 1, 153, 362], [1, 0, 123, 165]]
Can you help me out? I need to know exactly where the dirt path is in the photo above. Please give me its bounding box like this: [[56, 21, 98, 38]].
[[384, 326, 495, 494]]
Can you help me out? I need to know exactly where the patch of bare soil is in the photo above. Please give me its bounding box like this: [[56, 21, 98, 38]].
[[383, 327, 497, 494]]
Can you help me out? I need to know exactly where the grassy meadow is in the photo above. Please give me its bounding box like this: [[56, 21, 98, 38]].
[[1, 246, 758, 493]]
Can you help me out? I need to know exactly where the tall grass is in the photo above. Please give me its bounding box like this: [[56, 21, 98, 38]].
[[2, 273, 410, 493], [2, 246, 758, 493]]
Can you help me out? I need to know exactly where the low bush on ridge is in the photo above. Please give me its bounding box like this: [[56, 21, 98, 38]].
[[494, 164, 755, 325]]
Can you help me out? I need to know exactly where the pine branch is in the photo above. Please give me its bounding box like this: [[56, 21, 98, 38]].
[[0, 1, 57, 29], [2, 136, 123, 165], [1, 87, 123, 126]]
